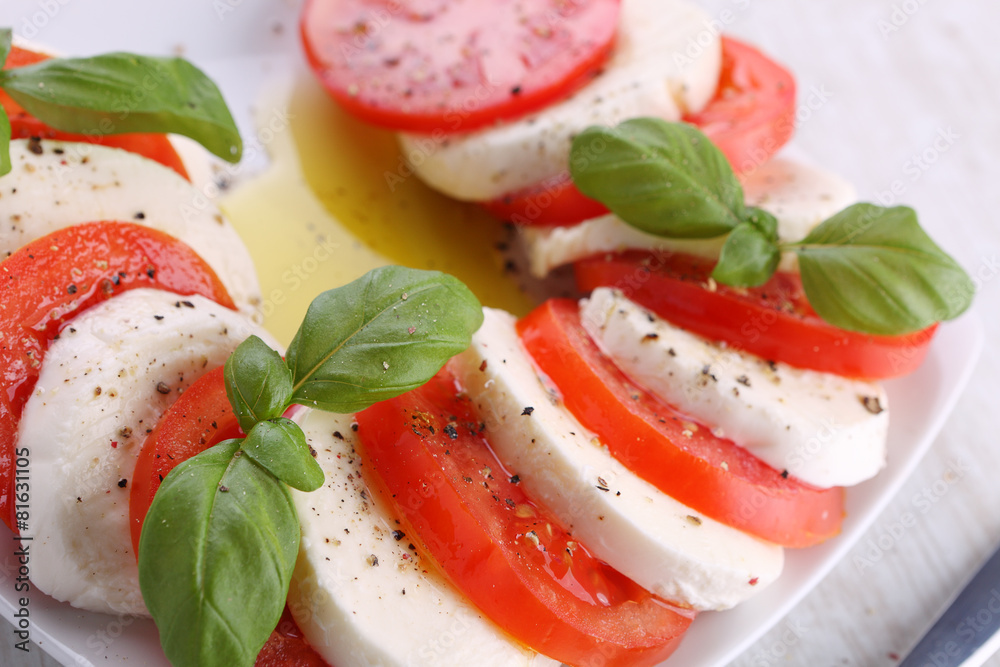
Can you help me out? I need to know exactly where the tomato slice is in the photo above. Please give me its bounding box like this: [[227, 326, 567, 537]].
[[0, 222, 235, 532], [128, 366, 242, 553], [1, 46, 190, 181], [356, 370, 694, 666], [576, 250, 936, 379], [483, 35, 797, 226], [254, 606, 329, 667], [518, 299, 844, 548], [300, 0, 620, 134]]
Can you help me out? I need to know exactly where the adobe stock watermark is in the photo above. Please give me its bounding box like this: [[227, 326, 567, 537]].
[[14, 0, 73, 40], [745, 619, 810, 667], [877, 0, 932, 38], [853, 457, 970, 573], [873, 126, 960, 208]]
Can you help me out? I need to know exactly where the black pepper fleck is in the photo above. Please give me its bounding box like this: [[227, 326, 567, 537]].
[[860, 395, 884, 415]]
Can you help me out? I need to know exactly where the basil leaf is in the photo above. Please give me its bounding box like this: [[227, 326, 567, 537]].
[[0, 54, 242, 162], [790, 204, 974, 334], [0, 29, 11, 68], [242, 418, 324, 492], [139, 439, 297, 667], [225, 335, 293, 433], [744, 207, 779, 243], [286, 266, 484, 413], [570, 118, 745, 238], [0, 107, 10, 178], [712, 221, 781, 287]]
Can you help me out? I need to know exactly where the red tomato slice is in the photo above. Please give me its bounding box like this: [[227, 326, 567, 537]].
[[483, 36, 797, 226], [0, 222, 235, 532], [300, 0, 620, 134], [683, 36, 796, 177], [356, 370, 694, 667], [575, 250, 936, 379], [1, 46, 191, 181], [128, 366, 242, 554], [517, 299, 844, 548], [254, 606, 329, 667]]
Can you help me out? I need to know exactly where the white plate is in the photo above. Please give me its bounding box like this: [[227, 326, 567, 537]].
[[0, 1, 986, 665]]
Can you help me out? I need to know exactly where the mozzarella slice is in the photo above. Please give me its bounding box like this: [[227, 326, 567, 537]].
[[397, 0, 721, 201], [168, 134, 231, 202], [524, 156, 858, 276], [19, 289, 273, 615], [0, 139, 262, 315], [448, 308, 783, 611], [288, 409, 558, 667], [581, 288, 889, 488]]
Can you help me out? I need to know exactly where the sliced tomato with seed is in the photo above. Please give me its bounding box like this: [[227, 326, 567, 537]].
[[300, 0, 621, 134], [517, 298, 845, 547], [356, 369, 694, 667], [1, 46, 190, 181], [0, 222, 235, 532], [483, 35, 797, 226], [575, 250, 936, 378]]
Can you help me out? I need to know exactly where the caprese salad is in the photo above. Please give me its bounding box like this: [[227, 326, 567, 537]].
[[0, 0, 976, 665], [291, 0, 974, 665]]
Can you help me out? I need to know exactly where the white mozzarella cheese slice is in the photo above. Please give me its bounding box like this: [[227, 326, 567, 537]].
[[0, 139, 262, 315], [523, 156, 858, 277], [397, 0, 722, 201], [18, 289, 273, 615], [168, 134, 231, 203], [448, 308, 783, 611], [581, 288, 889, 488], [288, 409, 558, 667]]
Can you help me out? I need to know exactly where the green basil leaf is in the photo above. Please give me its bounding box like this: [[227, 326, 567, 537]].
[[570, 118, 745, 238], [224, 335, 293, 433], [286, 266, 484, 413], [744, 207, 779, 243], [0, 107, 10, 178], [712, 221, 781, 287], [790, 203, 975, 334], [138, 439, 298, 667], [0, 53, 242, 162], [0, 29, 12, 69], [242, 418, 323, 492]]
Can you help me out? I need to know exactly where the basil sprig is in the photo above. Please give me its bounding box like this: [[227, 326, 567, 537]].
[[139, 266, 484, 667], [0, 28, 241, 176], [570, 117, 974, 335]]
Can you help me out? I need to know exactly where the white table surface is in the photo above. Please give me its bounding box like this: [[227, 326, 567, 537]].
[[0, 1, 998, 666]]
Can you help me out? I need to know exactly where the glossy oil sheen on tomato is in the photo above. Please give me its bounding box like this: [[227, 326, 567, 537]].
[[220, 75, 535, 346]]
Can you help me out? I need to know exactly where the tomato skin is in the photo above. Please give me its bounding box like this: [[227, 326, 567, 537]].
[[300, 0, 620, 134], [483, 36, 797, 226], [575, 250, 937, 379], [517, 299, 845, 548], [128, 366, 242, 554], [0, 222, 235, 532], [1, 46, 190, 181], [356, 370, 694, 667]]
